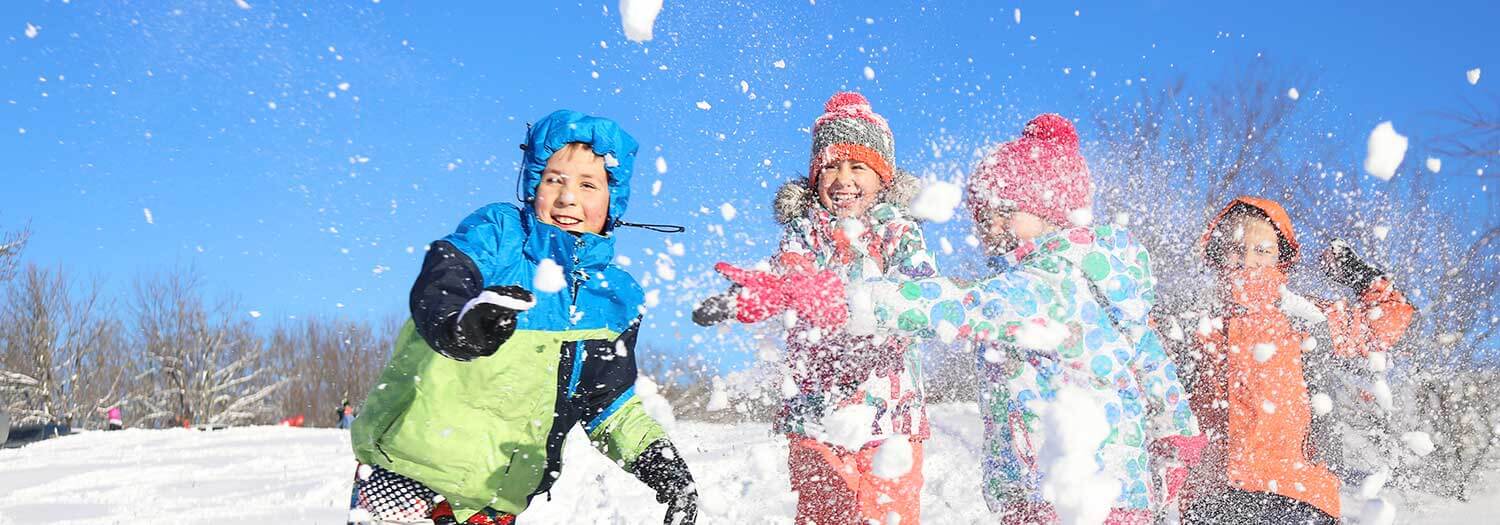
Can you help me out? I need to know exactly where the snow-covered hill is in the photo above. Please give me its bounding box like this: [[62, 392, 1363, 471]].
[[0, 405, 1493, 524]]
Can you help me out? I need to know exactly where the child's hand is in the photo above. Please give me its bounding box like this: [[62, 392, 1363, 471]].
[[450, 285, 536, 360], [632, 440, 698, 525], [1320, 239, 1388, 292], [714, 263, 789, 324], [690, 288, 739, 327]]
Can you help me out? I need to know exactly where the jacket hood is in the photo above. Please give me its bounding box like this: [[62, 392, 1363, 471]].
[[772, 168, 922, 225], [1199, 196, 1300, 270], [520, 109, 639, 231]]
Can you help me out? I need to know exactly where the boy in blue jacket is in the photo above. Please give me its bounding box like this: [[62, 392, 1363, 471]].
[[349, 110, 696, 525]]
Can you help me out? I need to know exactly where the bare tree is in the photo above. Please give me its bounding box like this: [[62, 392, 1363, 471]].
[[0, 223, 28, 284], [0, 264, 124, 428], [261, 315, 396, 426], [130, 269, 283, 427]]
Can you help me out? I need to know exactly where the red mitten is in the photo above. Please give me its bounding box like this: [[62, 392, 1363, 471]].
[[714, 262, 788, 324], [784, 267, 849, 329]]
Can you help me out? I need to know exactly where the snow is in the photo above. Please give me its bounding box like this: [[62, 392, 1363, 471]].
[[235, 0, 252, 10], [773, 59, 786, 69], [652, 179, 662, 196], [1427, 157, 1442, 173], [820, 405, 879, 450], [1287, 87, 1300, 100], [142, 208, 154, 225], [1363, 121, 1408, 181], [720, 202, 737, 222], [1038, 387, 1120, 525], [1014, 8, 1022, 24], [1067, 208, 1094, 227], [705, 377, 730, 412], [655, 156, 668, 174], [863, 66, 876, 80], [871, 435, 914, 479], [1368, 351, 1389, 373], [619, 0, 663, 42], [1311, 392, 1333, 416], [24, 23, 39, 39], [908, 179, 963, 223], [1280, 286, 1327, 323], [1401, 431, 1436, 457], [695, 100, 712, 110], [1468, 68, 1482, 85], [1252, 342, 1276, 363], [1373, 225, 1391, 240], [533, 258, 566, 293], [1, 405, 1493, 523]]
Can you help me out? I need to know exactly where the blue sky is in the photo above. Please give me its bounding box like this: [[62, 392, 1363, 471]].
[[2, 1, 1493, 370]]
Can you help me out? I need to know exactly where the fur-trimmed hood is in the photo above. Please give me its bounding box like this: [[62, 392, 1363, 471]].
[[772, 168, 922, 225]]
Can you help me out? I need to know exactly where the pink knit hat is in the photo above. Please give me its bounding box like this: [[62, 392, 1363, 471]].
[[966, 113, 1093, 227], [809, 92, 896, 186]]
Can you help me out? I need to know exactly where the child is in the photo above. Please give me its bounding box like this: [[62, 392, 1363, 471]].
[[850, 114, 1203, 524], [696, 92, 936, 524], [1177, 197, 1415, 524], [350, 110, 696, 525], [336, 400, 355, 430]]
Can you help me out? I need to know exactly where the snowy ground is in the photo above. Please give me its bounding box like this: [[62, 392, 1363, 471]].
[[0, 405, 1494, 524]]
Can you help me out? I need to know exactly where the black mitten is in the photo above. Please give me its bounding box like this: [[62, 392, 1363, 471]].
[[633, 440, 697, 525], [690, 287, 739, 327], [448, 285, 535, 360], [1320, 239, 1388, 292]]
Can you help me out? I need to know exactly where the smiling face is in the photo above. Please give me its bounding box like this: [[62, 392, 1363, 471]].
[[1207, 211, 1283, 271], [816, 160, 883, 218], [533, 143, 610, 234]]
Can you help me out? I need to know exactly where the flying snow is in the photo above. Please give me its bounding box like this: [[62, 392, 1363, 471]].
[[1426, 157, 1442, 173], [655, 156, 668, 174], [1039, 387, 1120, 525], [534, 258, 566, 293], [24, 23, 39, 39], [863, 66, 875, 80], [871, 435, 915, 479], [696, 101, 712, 110], [1467, 68, 1482, 85], [720, 202, 737, 222], [1363, 121, 1408, 181], [1287, 87, 1300, 100], [619, 0, 663, 43], [909, 179, 963, 223]]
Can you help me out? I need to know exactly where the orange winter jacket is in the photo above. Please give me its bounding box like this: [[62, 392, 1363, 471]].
[[1184, 197, 1415, 519]]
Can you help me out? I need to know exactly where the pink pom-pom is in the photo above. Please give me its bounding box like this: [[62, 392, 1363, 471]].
[[1023, 113, 1078, 147], [824, 91, 871, 112]]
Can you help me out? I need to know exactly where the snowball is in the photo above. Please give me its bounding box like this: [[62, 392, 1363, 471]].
[[1467, 68, 1482, 86], [142, 208, 155, 225], [655, 156, 668, 174], [1252, 343, 1276, 363], [1367, 351, 1388, 373], [1287, 87, 1300, 100], [1426, 157, 1441, 173], [820, 404, 877, 450], [1363, 121, 1408, 181], [1166, 320, 1185, 342], [1438, 332, 1461, 345], [1371, 378, 1394, 411], [695, 100, 712, 110], [24, 23, 39, 39], [871, 435, 914, 479], [619, 0, 663, 42], [1311, 393, 1333, 416], [643, 289, 660, 308], [1039, 386, 1121, 525], [534, 258, 566, 293], [705, 377, 730, 412], [1067, 208, 1094, 226], [1261, 400, 1277, 414], [634, 375, 676, 428], [234, 0, 251, 9], [1016, 318, 1069, 350], [909, 179, 963, 223], [652, 179, 662, 196], [773, 59, 786, 69], [863, 66, 875, 80], [1372, 225, 1390, 240], [248, 310, 262, 319], [1013, 8, 1021, 24], [666, 241, 685, 257], [739, 80, 749, 93], [1279, 286, 1327, 324], [654, 256, 676, 281], [1400, 431, 1435, 457], [720, 202, 737, 222], [939, 237, 954, 255]]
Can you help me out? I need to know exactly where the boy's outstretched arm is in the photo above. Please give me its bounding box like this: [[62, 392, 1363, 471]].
[[578, 322, 697, 525], [409, 240, 534, 361]]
